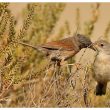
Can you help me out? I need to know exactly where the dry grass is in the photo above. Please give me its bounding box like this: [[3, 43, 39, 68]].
[[0, 3, 109, 107]]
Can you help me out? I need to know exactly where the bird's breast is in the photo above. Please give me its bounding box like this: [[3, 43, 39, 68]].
[[93, 52, 110, 82], [96, 52, 110, 64]]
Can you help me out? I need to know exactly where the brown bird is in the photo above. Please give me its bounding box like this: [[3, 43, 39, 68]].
[[15, 34, 94, 66], [93, 40, 110, 95]]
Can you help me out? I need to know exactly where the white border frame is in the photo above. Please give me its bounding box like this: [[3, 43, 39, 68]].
[[1, 0, 110, 2]]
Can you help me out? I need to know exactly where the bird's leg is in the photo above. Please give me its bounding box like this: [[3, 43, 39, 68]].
[[95, 82, 107, 95]]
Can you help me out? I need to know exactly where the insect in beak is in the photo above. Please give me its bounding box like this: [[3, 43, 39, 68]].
[[91, 42, 99, 51], [88, 43, 97, 51]]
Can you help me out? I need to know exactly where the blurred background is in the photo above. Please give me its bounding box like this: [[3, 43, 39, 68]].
[[0, 3, 110, 107]]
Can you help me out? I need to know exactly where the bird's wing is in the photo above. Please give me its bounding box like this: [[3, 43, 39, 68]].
[[41, 37, 77, 51]]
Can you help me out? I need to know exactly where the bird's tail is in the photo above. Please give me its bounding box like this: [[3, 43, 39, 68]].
[[95, 82, 107, 96], [13, 41, 38, 50]]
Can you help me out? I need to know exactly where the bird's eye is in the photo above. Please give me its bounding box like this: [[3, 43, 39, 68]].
[[100, 43, 104, 47]]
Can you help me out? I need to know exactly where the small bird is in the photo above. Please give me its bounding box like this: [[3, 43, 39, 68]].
[[15, 34, 94, 66], [93, 40, 110, 95]]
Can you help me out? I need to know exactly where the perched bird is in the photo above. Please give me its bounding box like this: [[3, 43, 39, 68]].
[[93, 40, 110, 95], [15, 34, 94, 66]]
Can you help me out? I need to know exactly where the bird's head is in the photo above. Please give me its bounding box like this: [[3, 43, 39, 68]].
[[93, 40, 110, 54], [75, 34, 94, 50]]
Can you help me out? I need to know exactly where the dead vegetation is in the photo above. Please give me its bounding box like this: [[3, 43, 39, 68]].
[[0, 3, 109, 107]]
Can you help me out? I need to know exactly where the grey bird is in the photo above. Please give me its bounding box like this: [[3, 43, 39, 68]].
[[93, 40, 110, 95], [15, 34, 94, 66]]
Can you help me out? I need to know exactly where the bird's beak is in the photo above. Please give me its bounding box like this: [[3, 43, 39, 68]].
[[90, 42, 98, 51], [88, 43, 97, 51]]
